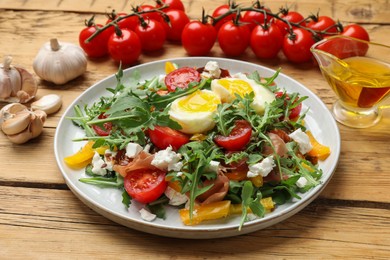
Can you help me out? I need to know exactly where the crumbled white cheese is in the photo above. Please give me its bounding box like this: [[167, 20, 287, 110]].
[[164, 186, 188, 206], [125, 143, 143, 158], [289, 128, 313, 154], [176, 171, 184, 177], [231, 72, 248, 79], [205, 160, 220, 173], [247, 156, 275, 178], [91, 151, 107, 176], [151, 146, 182, 171], [296, 176, 308, 188], [104, 149, 117, 171], [201, 61, 221, 79], [139, 208, 157, 222], [143, 143, 151, 153]]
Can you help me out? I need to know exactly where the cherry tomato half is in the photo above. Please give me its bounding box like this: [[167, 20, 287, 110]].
[[250, 23, 283, 59], [165, 67, 201, 91], [107, 29, 141, 64], [214, 120, 252, 151], [181, 21, 217, 56], [282, 28, 315, 63], [79, 24, 111, 58], [124, 168, 168, 204], [148, 125, 190, 150], [92, 113, 113, 136], [218, 21, 251, 57]]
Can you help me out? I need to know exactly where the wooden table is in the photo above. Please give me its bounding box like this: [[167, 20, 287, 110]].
[[1, 0, 389, 258]]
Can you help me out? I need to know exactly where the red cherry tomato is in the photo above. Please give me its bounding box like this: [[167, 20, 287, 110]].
[[138, 5, 163, 22], [181, 21, 217, 56], [282, 28, 315, 63], [306, 16, 338, 36], [212, 4, 237, 32], [161, 9, 190, 41], [106, 12, 139, 31], [107, 29, 141, 64], [341, 24, 370, 41], [148, 125, 190, 150], [156, 0, 185, 12], [92, 113, 113, 136], [275, 92, 303, 120], [218, 21, 251, 56], [250, 23, 283, 59], [274, 11, 305, 36], [134, 19, 166, 52], [165, 67, 201, 91], [124, 168, 168, 204], [241, 8, 272, 31], [214, 120, 252, 151], [79, 24, 111, 58]]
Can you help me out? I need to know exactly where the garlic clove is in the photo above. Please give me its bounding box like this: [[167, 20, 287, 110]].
[[29, 110, 46, 138], [0, 103, 28, 123], [1, 110, 32, 135], [6, 127, 34, 144], [31, 94, 62, 115]]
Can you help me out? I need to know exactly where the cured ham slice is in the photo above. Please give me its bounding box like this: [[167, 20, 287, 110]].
[[113, 151, 157, 177]]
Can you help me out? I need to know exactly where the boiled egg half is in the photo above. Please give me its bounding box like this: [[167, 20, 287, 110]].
[[211, 75, 275, 114], [169, 90, 221, 134]]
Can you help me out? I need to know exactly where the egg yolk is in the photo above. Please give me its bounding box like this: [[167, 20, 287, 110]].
[[177, 90, 220, 113], [218, 79, 254, 97]]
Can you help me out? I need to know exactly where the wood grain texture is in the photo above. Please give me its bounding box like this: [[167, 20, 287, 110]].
[[0, 186, 389, 259]]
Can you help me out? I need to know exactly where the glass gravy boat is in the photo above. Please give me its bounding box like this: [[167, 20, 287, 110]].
[[311, 35, 390, 128]]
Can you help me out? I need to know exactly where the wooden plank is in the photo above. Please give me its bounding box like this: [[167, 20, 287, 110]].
[[0, 186, 389, 258], [0, 0, 389, 24]]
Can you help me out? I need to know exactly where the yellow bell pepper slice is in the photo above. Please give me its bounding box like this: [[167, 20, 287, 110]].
[[64, 141, 108, 169], [229, 197, 275, 215], [165, 61, 177, 74], [306, 131, 331, 160], [179, 200, 231, 225]]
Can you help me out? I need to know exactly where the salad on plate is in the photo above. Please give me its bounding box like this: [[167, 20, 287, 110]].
[[63, 60, 330, 229]]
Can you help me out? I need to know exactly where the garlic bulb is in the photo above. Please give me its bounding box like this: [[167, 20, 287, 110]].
[[31, 94, 62, 115], [0, 103, 47, 144], [0, 55, 37, 103], [33, 38, 87, 85]]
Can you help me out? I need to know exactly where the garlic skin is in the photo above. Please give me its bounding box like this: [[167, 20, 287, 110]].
[[0, 56, 37, 103], [31, 94, 62, 115], [0, 103, 47, 144], [33, 38, 87, 85]]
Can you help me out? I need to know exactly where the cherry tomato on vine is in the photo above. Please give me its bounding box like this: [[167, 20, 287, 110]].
[[106, 12, 139, 31], [218, 21, 251, 56], [124, 168, 168, 204], [212, 4, 237, 32], [250, 23, 283, 59], [148, 125, 190, 150], [341, 24, 370, 41], [241, 8, 272, 31], [214, 120, 252, 151], [282, 28, 315, 63], [306, 16, 338, 36], [134, 19, 166, 52], [79, 23, 111, 58], [91, 113, 113, 136], [275, 92, 302, 120], [165, 67, 201, 91], [138, 5, 163, 22], [156, 0, 185, 12], [162, 9, 190, 41], [107, 28, 141, 64], [274, 11, 305, 36], [182, 21, 217, 56]]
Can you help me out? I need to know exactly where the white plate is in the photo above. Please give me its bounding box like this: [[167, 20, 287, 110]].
[[54, 57, 340, 239]]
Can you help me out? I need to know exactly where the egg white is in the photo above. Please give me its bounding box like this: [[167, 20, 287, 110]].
[[211, 75, 275, 114], [168, 90, 221, 134]]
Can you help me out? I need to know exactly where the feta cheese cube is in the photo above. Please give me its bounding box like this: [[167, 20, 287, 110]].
[[139, 208, 156, 222], [201, 61, 221, 79], [125, 143, 143, 158], [205, 160, 220, 173], [247, 156, 275, 178], [91, 151, 107, 176], [296, 176, 308, 188], [151, 146, 182, 171], [289, 128, 313, 154], [164, 186, 188, 206]]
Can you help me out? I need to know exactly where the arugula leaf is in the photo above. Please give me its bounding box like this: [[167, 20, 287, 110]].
[[79, 172, 124, 188]]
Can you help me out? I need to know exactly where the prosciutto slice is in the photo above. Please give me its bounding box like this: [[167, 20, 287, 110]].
[[113, 151, 157, 177], [196, 174, 230, 205]]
